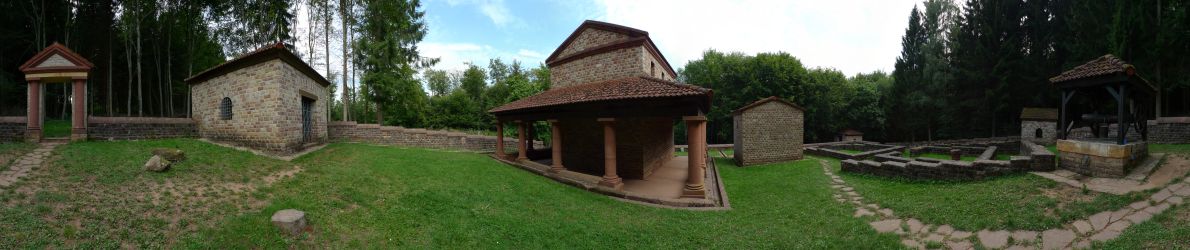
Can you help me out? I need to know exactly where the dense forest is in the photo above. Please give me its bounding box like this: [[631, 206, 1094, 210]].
[[1, 0, 1186, 145], [682, 0, 1190, 144]]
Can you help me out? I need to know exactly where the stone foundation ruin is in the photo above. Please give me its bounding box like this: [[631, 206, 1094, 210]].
[[807, 139, 1055, 181]]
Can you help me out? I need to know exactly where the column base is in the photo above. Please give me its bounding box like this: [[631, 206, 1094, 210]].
[[598, 176, 623, 189], [548, 165, 565, 173], [681, 184, 706, 198], [25, 128, 41, 143], [72, 128, 87, 142]]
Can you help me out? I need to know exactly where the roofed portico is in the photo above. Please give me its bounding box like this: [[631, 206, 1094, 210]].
[[19, 43, 95, 143]]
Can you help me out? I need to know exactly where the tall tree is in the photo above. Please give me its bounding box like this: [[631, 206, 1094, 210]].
[[354, 0, 435, 126]]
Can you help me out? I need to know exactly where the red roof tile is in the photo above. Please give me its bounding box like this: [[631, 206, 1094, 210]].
[[488, 76, 711, 114], [185, 43, 331, 87], [1049, 54, 1130, 84]]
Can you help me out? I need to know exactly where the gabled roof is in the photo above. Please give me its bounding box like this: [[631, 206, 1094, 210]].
[[19, 42, 94, 74], [732, 96, 805, 115], [185, 43, 331, 87], [488, 76, 711, 114], [1049, 54, 1157, 94], [544, 20, 677, 78], [1049, 54, 1129, 84], [1020, 107, 1058, 121]]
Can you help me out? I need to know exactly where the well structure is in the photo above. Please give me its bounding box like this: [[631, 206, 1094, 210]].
[[1051, 54, 1156, 178]]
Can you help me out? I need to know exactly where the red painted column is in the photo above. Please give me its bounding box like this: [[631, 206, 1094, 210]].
[[548, 119, 564, 173], [26, 80, 41, 142], [71, 79, 87, 141], [598, 118, 622, 189], [516, 120, 528, 160], [495, 121, 505, 158], [682, 116, 707, 198]]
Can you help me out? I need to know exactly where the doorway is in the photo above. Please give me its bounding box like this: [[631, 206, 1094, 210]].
[[301, 97, 314, 143]]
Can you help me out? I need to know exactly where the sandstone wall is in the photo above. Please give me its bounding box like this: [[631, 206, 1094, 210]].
[[276, 61, 329, 148], [841, 157, 1028, 181], [733, 101, 804, 166], [558, 117, 674, 179], [0, 117, 25, 142], [556, 29, 628, 59], [1021, 120, 1057, 145], [551, 46, 646, 89], [191, 59, 324, 155], [87, 117, 197, 140], [327, 121, 522, 153]]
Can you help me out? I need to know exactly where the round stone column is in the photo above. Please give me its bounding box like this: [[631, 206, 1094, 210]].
[[597, 118, 622, 189], [682, 116, 707, 198]]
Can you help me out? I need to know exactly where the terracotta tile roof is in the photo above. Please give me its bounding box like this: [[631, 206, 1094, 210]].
[[489, 76, 711, 114], [1049, 54, 1130, 84], [185, 43, 331, 87], [732, 96, 805, 115], [1020, 107, 1058, 121]]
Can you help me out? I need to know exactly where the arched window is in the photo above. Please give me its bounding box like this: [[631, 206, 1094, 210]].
[[220, 97, 233, 120], [650, 62, 656, 77], [1034, 128, 1044, 138]]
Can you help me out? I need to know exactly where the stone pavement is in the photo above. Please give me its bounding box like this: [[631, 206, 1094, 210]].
[[0, 142, 61, 188], [819, 159, 1188, 250], [1032, 154, 1178, 195]]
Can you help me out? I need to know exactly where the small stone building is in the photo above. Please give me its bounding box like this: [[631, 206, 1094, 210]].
[[1020, 107, 1058, 145], [839, 129, 864, 142], [732, 96, 805, 166], [185, 43, 330, 155]]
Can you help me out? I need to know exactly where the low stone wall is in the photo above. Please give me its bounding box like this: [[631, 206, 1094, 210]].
[[0, 117, 26, 142], [88, 117, 198, 140], [1020, 140, 1056, 171], [328, 121, 525, 153], [841, 157, 1026, 181], [1057, 140, 1147, 178], [1149, 118, 1190, 144], [889, 136, 1022, 153], [805, 142, 904, 160]]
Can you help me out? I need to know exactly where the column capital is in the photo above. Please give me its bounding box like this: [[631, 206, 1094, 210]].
[[682, 116, 707, 121], [597, 117, 616, 123]]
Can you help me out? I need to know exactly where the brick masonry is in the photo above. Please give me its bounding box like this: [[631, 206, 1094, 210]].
[[557, 117, 673, 180], [327, 121, 530, 153], [0, 117, 25, 142], [1021, 120, 1057, 145], [190, 59, 328, 155], [88, 117, 197, 140], [550, 29, 674, 89], [733, 101, 804, 166]]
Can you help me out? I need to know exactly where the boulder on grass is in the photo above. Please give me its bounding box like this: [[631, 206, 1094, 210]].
[[271, 209, 307, 236], [152, 148, 186, 162], [144, 155, 171, 172]]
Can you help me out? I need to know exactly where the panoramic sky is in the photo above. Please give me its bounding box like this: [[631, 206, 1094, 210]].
[[416, 0, 922, 76]]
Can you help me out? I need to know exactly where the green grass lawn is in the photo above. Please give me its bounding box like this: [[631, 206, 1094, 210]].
[[830, 157, 1149, 231], [42, 119, 71, 138], [0, 142, 37, 168], [1098, 191, 1190, 249], [0, 139, 294, 248], [1, 140, 903, 248]]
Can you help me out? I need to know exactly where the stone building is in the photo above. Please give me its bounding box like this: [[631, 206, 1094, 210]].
[[732, 96, 805, 166], [185, 43, 330, 155], [489, 20, 717, 201], [1020, 107, 1058, 145], [840, 129, 864, 142]]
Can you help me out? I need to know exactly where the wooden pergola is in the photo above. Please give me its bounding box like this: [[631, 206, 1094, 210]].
[[18, 43, 94, 142], [1051, 55, 1156, 145]]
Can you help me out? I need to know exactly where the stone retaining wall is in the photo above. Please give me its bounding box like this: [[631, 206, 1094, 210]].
[[1149, 118, 1190, 144], [1021, 140, 1057, 171], [328, 121, 526, 153], [840, 157, 1026, 181], [0, 117, 25, 142], [889, 136, 1022, 153], [804, 142, 904, 160], [87, 117, 198, 140]]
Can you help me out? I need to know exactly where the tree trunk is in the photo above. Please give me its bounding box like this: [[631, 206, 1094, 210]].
[[167, 18, 174, 117], [136, 5, 143, 117], [107, 26, 113, 117], [341, 0, 350, 121]]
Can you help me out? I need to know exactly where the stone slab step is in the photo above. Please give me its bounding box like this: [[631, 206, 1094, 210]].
[[1124, 153, 1164, 182]]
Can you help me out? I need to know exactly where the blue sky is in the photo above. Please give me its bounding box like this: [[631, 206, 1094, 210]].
[[295, 0, 925, 86], [417, 0, 924, 76]]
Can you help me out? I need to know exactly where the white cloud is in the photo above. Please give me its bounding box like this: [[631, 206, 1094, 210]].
[[593, 0, 920, 76], [421, 43, 547, 72], [443, 0, 518, 27]]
